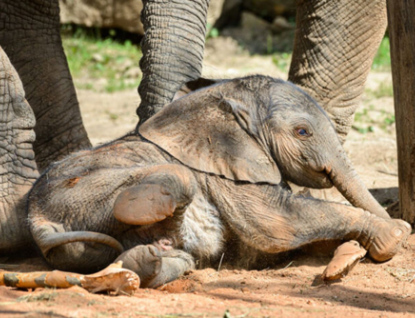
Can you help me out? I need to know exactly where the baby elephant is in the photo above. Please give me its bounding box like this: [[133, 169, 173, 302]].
[[28, 75, 411, 288]]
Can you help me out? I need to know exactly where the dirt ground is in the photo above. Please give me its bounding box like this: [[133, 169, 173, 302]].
[[1, 37, 414, 317]]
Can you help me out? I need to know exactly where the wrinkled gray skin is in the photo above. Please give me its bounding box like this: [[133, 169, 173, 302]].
[[0, 0, 91, 171], [27, 75, 410, 288], [0, 0, 390, 252], [0, 0, 408, 288], [0, 0, 90, 251], [0, 47, 39, 251]]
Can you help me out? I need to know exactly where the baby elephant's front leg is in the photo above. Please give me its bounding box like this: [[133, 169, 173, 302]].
[[115, 245, 195, 288], [210, 179, 411, 261], [279, 199, 411, 262]]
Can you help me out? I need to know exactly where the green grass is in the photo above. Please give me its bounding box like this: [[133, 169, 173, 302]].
[[206, 23, 219, 40], [272, 52, 292, 72], [61, 25, 389, 92], [372, 36, 391, 71], [370, 81, 394, 98], [353, 105, 395, 134], [61, 26, 142, 92], [365, 81, 394, 100]]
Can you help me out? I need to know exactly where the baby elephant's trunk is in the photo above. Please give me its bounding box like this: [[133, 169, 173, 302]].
[[329, 148, 390, 219]]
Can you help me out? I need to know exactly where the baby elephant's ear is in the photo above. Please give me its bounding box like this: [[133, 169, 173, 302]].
[[173, 77, 220, 101], [139, 85, 281, 184]]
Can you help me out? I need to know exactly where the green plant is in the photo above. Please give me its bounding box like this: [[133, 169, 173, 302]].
[[380, 112, 395, 130], [372, 36, 391, 71], [354, 108, 369, 123], [353, 106, 395, 134], [61, 26, 142, 92], [272, 52, 292, 72], [206, 23, 219, 40], [106, 110, 119, 121], [351, 125, 375, 134], [366, 81, 394, 99]]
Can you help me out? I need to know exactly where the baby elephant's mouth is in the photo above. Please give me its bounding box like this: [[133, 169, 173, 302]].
[[315, 172, 333, 189], [307, 165, 334, 189]]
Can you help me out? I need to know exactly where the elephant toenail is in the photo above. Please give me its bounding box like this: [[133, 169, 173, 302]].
[[393, 228, 403, 237]]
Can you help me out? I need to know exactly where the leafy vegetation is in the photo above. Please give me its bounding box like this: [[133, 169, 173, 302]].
[[61, 23, 390, 111], [353, 104, 395, 135], [272, 52, 292, 72], [366, 81, 394, 99], [372, 36, 391, 72], [61, 25, 142, 93], [206, 23, 220, 40]]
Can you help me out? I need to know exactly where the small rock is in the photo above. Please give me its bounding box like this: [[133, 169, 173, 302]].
[[92, 53, 104, 63], [241, 287, 250, 293], [271, 16, 294, 33], [67, 285, 90, 295], [124, 66, 142, 79], [240, 11, 270, 33]]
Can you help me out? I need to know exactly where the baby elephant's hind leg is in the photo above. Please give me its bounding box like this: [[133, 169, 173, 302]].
[[115, 245, 195, 288], [30, 220, 123, 273]]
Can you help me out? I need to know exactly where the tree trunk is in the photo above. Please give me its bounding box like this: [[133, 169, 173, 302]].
[[387, 0, 415, 225]]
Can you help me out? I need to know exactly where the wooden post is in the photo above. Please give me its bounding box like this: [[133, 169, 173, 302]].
[[387, 0, 415, 225]]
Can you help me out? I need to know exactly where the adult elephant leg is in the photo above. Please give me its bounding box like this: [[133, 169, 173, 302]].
[[0, 47, 39, 252], [288, 0, 387, 143], [0, 0, 91, 171], [137, 0, 210, 123]]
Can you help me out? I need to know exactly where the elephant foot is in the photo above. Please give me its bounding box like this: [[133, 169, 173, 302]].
[[322, 240, 367, 281], [115, 245, 195, 288], [144, 249, 195, 288], [363, 217, 411, 262], [115, 245, 163, 288]]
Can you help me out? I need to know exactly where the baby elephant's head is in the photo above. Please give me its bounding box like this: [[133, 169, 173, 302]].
[[264, 80, 342, 189], [140, 75, 389, 218]]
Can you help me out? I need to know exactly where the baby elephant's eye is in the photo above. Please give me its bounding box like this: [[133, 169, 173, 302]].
[[295, 127, 311, 137]]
